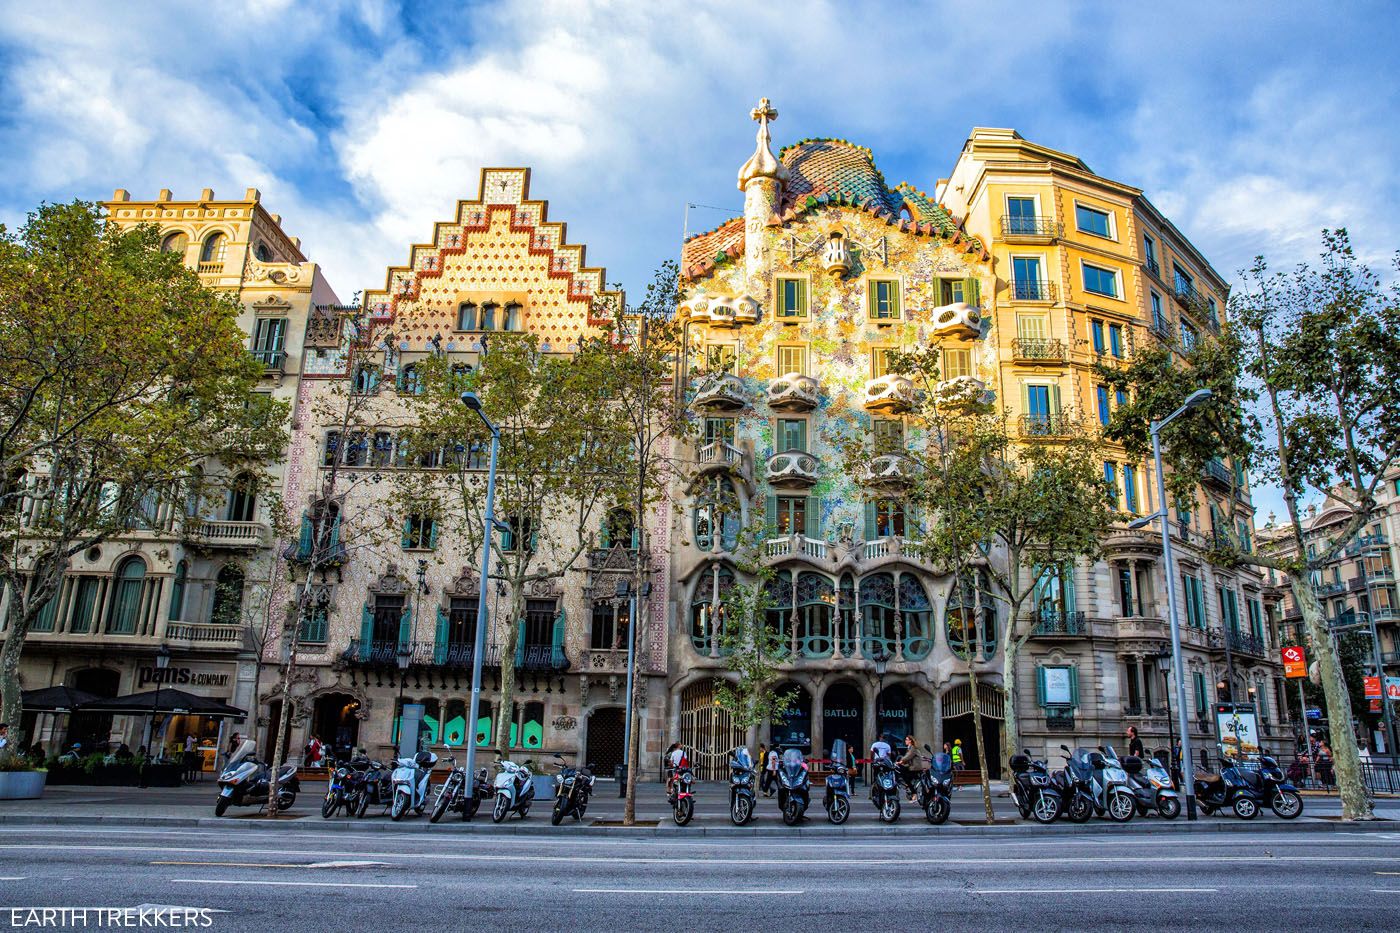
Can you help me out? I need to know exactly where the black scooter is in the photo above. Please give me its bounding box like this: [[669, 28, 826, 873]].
[[776, 748, 811, 825], [1194, 757, 1265, 819], [823, 739, 852, 825], [1234, 755, 1304, 819], [915, 745, 955, 824], [431, 755, 494, 823], [729, 747, 757, 825], [1010, 750, 1062, 824], [215, 740, 299, 816], [870, 754, 901, 823], [350, 758, 392, 817]]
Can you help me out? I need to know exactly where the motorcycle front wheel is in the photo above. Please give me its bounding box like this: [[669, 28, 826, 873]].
[[355, 792, 371, 818], [674, 797, 694, 826], [551, 800, 566, 825], [1158, 796, 1182, 820], [1067, 795, 1092, 823], [1108, 791, 1135, 823], [1271, 790, 1303, 819], [1031, 794, 1059, 824], [925, 796, 950, 825], [828, 797, 850, 825], [1233, 796, 1259, 820], [390, 793, 409, 821], [321, 791, 340, 819], [492, 794, 510, 823], [782, 799, 802, 826], [731, 795, 753, 826], [214, 797, 230, 817], [880, 796, 901, 823], [430, 787, 453, 824]]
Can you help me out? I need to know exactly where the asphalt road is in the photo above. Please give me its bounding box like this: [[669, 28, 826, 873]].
[[1, 822, 1398, 931]]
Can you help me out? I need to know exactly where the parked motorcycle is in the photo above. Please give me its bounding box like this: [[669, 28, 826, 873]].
[[390, 750, 438, 821], [729, 747, 757, 825], [1054, 750, 1094, 823], [1194, 757, 1266, 819], [822, 739, 852, 825], [321, 760, 358, 818], [1009, 750, 1062, 824], [551, 755, 596, 825], [776, 747, 811, 825], [492, 758, 535, 822], [668, 761, 696, 826], [430, 756, 492, 823], [870, 753, 901, 823], [1123, 752, 1181, 819], [1235, 755, 1304, 819], [1061, 745, 1134, 822], [914, 744, 955, 825], [350, 758, 392, 817], [215, 740, 299, 816]]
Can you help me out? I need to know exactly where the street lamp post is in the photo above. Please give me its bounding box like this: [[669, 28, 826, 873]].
[[872, 648, 889, 744], [148, 645, 171, 757], [1158, 653, 1176, 770], [394, 645, 412, 754], [1127, 387, 1213, 820], [461, 391, 502, 790]]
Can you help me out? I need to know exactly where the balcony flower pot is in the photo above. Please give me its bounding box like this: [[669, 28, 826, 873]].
[[0, 769, 47, 800]]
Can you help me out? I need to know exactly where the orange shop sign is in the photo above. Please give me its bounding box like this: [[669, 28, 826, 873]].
[[1282, 645, 1307, 678]]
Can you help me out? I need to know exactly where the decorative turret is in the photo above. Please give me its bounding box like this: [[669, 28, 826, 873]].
[[738, 98, 787, 296], [737, 97, 789, 191]]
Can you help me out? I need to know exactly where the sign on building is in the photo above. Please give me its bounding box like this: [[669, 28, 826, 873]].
[[1281, 645, 1307, 679]]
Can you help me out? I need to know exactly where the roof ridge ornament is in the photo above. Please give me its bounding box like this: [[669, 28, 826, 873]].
[[737, 97, 790, 190]]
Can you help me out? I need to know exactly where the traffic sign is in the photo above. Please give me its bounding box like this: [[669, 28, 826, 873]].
[[1282, 645, 1307, 678], [1365, 675, 1382, 699]]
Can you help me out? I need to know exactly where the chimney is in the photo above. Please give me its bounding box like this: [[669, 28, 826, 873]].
[[200, 188, 214, 202], [111, 189, 130, 202], [157, 189, 172, 202]]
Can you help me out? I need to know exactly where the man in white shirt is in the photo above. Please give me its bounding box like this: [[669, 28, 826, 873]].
[[764, 746, 780, 796], [870, 734, 892, 761]]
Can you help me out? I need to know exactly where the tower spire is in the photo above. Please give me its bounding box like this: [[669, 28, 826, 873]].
[[737, 97, 789, 190]]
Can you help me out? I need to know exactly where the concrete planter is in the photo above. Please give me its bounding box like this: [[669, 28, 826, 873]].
[[0, 770, 47, 800]]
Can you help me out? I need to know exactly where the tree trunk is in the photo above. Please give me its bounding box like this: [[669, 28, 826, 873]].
[[0, 602, 30, 748], [622, 535, 646, 826], [264, 672, 294, 818], [969, 585, 994, 824], [1294, 579, 1373, 819], [494, 587, 525, 754], [1001, 639, 1022, 775]]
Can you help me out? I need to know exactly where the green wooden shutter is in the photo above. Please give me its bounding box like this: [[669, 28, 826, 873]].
[[1051, 383, 1062, 415], [966, 277, 981, 307], [1062, 564, 1077, 613], [599, 518, 611, 548], [796, 419, 808, 452], [360, 603, 374, 644], [1036, 667, 1047, 707], [551, 609, 567, 668], [298, 515, 313, 558], [1069, 666, 1080, 707], [399, 605, 412, 645], [514, 620, 526, 667], [765, 495, 778, 534], [806, 496, 822, 538], [429, 519, 439, 550], [864, 500, 878, 540], [435, 606, 449, 663], [401, 517, 413, 549]]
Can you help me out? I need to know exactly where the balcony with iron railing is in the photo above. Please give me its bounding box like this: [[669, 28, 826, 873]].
[[340, 638, 567, 672], [1345, 533, 1390, 556], [1018, 412, 1079, 438], [1045, 708, 1076, 731], [1010, 279, 1057, 302], [1145, 256, 1162, 279], [1203, 458, 1234, 488], [1318, 579, 1349, 596], [1013, 337, 1067, 363], [1029, 609, 1089, 637], [1227, 629, 1269, 657], [1380, 649, 1400, 665], [1000, 215, 1062, 241], [1150, 313, 1173, 341], [251, 348, 286, 373]]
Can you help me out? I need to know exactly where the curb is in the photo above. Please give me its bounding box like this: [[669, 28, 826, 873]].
[[0, 812, 1380, 838]]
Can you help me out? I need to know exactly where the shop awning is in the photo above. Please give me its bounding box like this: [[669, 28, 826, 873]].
[[20, 685, 102, 712], [80, 688, 246, 719]]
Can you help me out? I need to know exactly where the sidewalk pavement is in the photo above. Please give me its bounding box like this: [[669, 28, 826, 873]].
[[2, 778, 1394, 836]]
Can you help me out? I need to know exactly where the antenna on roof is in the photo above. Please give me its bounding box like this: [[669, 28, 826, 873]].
[[682, 202, 743, 245]]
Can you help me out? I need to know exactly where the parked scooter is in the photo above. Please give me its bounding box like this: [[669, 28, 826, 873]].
[[729, 747, 757, 825], [430, 755, 492, 823], [913, 744, 955, 825], [215, 740, 299, 816], [776, 748, 811, 825], [1009, 750, 1062, 824], [1194, 757, 1266, 819], [1061, 745, 1134, 822], [350, 758, 392, 817], [870, 753, 901, 823], [822, 739, 852, 825], [1234, 755, 1304, 819], [491, 758, 535, 822], [1123, 752, 1181, 819], [1054, 749, 1094, 823], [669, 762, 696, 826], [390, 750, 438, 821], [551, 754, 596, 825], [321, 759, 357, 818]]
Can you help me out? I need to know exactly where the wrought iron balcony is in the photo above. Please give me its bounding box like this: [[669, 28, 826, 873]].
[[252, 349, 286, 372], [1013, 337, 1066, 362], [1145, 257, 1162, 279], [1030, 609, 1088, 637], [1202, 458, 1235, 487], [1010, 279, 1057, 302], [1150, 313, 1173, 341], [1345, 533, 1390, 556], [1318, 579, 1349, 596], [1227, 629, 1269, 657], [1018, 413, 1078, 438], [999, 215, 1062, 240], [1045, 708, 1076, 731], [340, 638, 566, 672]]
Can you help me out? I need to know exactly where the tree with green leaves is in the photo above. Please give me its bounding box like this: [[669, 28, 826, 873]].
[[0, 201, 287, 747], [712, 568, 798, 736], [1103, 229, 1400, 820]]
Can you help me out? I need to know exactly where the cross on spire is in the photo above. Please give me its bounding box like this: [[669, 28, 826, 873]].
[[751, 97, 777, 127]]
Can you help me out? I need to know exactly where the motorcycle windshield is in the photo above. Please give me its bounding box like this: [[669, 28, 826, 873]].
[[830, 739, 848, 768], [732, 747, 752, 770], [930, 752, 953, 775], [226, 739, 256, 768], [781, 749, 806, 783]]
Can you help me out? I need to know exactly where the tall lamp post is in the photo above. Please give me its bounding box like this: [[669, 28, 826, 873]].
[[1127, 386, 1213, 820], [148, 645, 171, 757], [872, 647, 889, 744], [1157, 653, 1176, 769], [461, 391, 503, 790]]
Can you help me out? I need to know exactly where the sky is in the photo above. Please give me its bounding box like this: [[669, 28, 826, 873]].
[[2, 0, 1397, 516]]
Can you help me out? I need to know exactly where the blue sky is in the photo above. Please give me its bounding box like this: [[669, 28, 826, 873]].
[[2, 0, 1397, 516]]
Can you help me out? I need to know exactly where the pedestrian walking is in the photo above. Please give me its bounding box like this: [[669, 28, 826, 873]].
[[764, 745, 780, 796], [182, 733, 199, 782], [756, 742, 767, 790], [1126, 725, 1144, 759], [951, 738, 965, 769]]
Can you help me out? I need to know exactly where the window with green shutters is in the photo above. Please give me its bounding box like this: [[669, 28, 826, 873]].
[[1183, 574, 1206, 629], [868, 279, 901, 320], [776, 277, 807, 319], [1247, 598, 1264, 640], [864, 498, 906, 539], [768, 495, 820, 537], [872, 418, 904, 453], [776, 418, 807, 453], [1218, 587, 1240, 632], [1192, 670, 1209, 716], [402, 513, 438, 550], [704, 416, 735, 445]]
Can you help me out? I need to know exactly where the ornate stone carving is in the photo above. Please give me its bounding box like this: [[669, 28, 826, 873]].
[[821, 230, 852, 277], [860, 452, 918, 489], [551, 715, 578, 731], [765, 450, 819, 487], [864, 374, 916, 413], [371, 565, 407, 595], [693, 372, 746, 411], [767, 373, 820, 411], [930, 301, 982, 337], [445, 566, 480, 597]]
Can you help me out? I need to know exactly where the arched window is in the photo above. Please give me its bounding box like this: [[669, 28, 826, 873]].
[[457, 302, 477, 331], [397, 362, 422, 395], [946, 571, 996, 660], [168, 560, 187, 622], [479, 302, 497, 331], [226, 472, 257, 522], [689, 566, 735, 654], [351, 363, 380, 395], [211, 564, 245, 627], [253, 240, 272, 261], [693, 476, 740, 552], [860, 572, 897, 659], [900, 574, 934, 660], [764, 575, 793, 658], [107, 557, 146, 634], [161, 232, 189, 255], [795, 572, 835, 659], [502, 302, 522, 332], [199, 232, 227, 264], [602, 507, 637, 549]]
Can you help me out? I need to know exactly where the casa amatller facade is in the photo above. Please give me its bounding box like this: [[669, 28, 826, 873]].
[[4, 101, 1293, 777]]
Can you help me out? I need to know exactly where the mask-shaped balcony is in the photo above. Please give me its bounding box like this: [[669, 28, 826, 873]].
[[860, 452, 918, 490], [765, 450, 819, 487], [767, 372, 820, 412], [864, 374, 916, 414], [691, 438, 753, 486], [734, 295, 759, 325], [933, 376, 993, 412], [693, 372, 746, 411], [930, 302, 983, 338]]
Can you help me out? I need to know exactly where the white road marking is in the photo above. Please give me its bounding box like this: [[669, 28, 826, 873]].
[[974, 887, 1218, 895], [171, 879, 416, 889], [0, 876, 26, 881], [574, 889, 804, 895]]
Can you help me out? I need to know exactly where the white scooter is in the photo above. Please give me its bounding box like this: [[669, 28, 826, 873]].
[[390, 750, 438, 821], [491, 758, 535, 822]]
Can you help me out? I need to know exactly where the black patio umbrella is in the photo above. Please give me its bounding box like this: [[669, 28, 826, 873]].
[[80, 688, 246, 719], [20, 685, 102, 713]]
